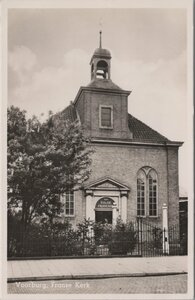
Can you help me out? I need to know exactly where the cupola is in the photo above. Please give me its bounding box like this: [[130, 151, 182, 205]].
[[90, 31, 111, 80]]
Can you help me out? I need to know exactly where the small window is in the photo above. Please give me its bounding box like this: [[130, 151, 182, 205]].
[[100, 105, 113, 128], [61, 191, 74, 216]]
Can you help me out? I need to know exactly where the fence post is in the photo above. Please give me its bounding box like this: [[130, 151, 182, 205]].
[[140, 218, 143, 256], [137, 218, 140, 255], [86, 190, 94, 220], [162, 203, 169, 255]]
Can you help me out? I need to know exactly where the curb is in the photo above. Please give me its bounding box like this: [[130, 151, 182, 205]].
[[7, 271, 187, 283]]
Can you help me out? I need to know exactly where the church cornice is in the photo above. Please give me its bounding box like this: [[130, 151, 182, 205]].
[[74, 86, 131, 105], [90, 138, 183, 148]]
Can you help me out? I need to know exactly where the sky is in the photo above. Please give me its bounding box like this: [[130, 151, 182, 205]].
[[8, 8, 188, 194]]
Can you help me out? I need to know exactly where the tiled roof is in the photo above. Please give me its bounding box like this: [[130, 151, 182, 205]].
[[54, 105, 170, 143], [61, 104, 77, 122], [87, 79, 123, 91], [52, 104, 77, 125], [128, 113, 170, 143]]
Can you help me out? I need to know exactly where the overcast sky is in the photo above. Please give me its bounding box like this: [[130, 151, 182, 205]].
[[8, 8, 188, 193]]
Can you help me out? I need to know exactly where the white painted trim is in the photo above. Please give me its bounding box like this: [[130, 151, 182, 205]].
[[91, 138, 183, 147], [84, 176, 130, 191]]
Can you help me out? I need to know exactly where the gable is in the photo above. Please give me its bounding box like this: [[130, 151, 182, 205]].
[[84, 177, 130, 191]]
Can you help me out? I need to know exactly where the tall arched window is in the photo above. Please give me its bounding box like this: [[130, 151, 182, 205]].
[[148, 169, 158, 216], [137, 167, 158, 217], [137, 169, 146, 216]]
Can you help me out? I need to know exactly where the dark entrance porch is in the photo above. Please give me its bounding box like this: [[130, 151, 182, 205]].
[[95, 210, 112, 224], [95, 197, 114, 224]]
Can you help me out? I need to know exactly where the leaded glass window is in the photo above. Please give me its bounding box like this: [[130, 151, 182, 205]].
[[148, 170, 158, 216], [137, 167, 158, 217], [137, 170, 146, 216]]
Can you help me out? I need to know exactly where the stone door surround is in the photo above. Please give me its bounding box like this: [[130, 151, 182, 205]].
[[84, 177, 130, 223]]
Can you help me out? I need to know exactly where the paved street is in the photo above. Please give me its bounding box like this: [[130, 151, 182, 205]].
[[8, 274, 187, 294]]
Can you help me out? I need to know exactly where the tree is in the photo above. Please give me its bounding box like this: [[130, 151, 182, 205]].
[[8, 106, 93, 234]]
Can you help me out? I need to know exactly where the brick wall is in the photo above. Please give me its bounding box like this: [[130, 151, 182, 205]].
[[67, 189, 85, 228], [86, 143, 179, 228], [67, 142, 179, 229], [166, 146, 179, 227], [75, 90, 132, 139]]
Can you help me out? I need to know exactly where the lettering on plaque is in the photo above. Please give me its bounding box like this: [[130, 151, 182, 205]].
[[96, 198, 114, 209]]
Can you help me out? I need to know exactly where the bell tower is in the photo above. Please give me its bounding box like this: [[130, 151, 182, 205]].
[[74, 31, 132, 140], [90, 31, 111, 80]]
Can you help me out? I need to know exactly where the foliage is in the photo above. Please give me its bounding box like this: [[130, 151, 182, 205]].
[[76, 219, 96, 255], [76, 217, 137, 255], [8, 105, 93, 232], [108, 217, 137, 254], [8, 211, 24, 257], [8, 216, 137, 257], [8, 216, 81, 257], [93, 220, 112, 245], [41, 219, 82, 256]]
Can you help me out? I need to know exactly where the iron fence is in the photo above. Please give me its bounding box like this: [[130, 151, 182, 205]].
[[138, 219, 164, 257], [168, 224, 187, 255]]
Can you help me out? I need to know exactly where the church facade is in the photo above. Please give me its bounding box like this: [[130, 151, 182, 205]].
[[61, 35, 183, 228]]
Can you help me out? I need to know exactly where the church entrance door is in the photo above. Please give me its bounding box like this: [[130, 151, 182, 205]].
[[95, 197, 114, 224]]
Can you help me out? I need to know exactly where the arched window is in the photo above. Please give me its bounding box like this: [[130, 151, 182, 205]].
[[148, 169, 158, 216], [137, 167, 158, 217], [137, 169, 146, 216]]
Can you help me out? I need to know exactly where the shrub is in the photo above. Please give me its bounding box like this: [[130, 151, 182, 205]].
[[8, 216, 137, 257], [93, 221, 112, 246], [108, 217, 137, 255]]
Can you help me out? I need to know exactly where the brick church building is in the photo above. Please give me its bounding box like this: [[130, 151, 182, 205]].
[[60, 33, 183, 228]]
